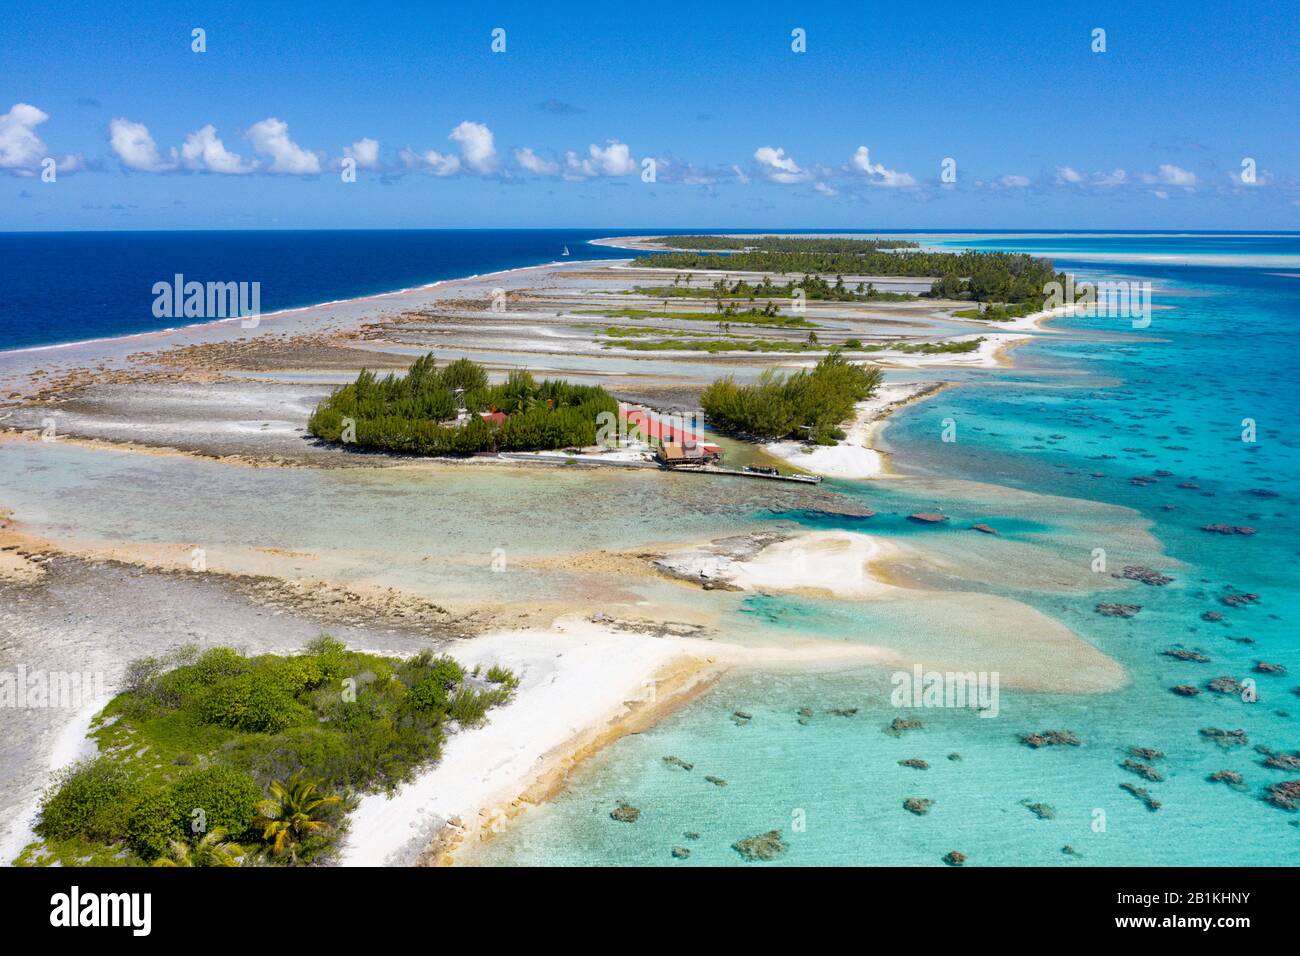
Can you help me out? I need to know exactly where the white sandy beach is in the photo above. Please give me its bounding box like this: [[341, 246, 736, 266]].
[[765, 381, 939, 479], [338, 614, 893, 866]]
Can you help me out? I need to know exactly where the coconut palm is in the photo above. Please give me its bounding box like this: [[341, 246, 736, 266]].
[[256, 772, 340, 863], [152, 827, 243, 867]]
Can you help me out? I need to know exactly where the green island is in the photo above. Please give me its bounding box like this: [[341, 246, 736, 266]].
[[21, 639, 516, 867], [651, 235, 919, 252], [308, 354, 617, 454], [628, 275, 917, 303], [633, 242, 1065, 304], [700, 352, 884, 444]]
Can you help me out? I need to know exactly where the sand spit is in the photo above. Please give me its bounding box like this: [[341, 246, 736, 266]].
[[339, 616, 895, 867], [765, 381, 944, 479]]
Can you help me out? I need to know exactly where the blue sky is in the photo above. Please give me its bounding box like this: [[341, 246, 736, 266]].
[[3, 0, 1297, 230]]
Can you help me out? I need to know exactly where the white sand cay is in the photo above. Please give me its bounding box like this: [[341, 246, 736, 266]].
[[879, 332, 1031, 369], [338, 616, 892, 866], [656, 530, 1128, 693], [765, 381, 939, 479], [722, 531, 898, 598], [657, 530, 900, 599]]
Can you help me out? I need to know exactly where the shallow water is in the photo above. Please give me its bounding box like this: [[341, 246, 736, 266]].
[[468, 234, 1300, 866]]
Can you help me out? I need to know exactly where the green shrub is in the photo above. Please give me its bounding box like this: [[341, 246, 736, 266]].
[[197, 668, 309, 733], [126, 788, 181, 861], [406, 675, 451, 712], [702, 352, 882, 442], [304, 635, 349, 678], [261, 655, 326, 695], [168, 766, 260, 840], [36, 758, 133, 842], [448, 686, 512, 727]]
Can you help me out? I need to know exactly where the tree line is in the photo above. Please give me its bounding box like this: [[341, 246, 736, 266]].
[[655, 235, 920, 252], [700, 351, 884, 444], [635, 248, 1065, 304], [308, 353, 618, 454]]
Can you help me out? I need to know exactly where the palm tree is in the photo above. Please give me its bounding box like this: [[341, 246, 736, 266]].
[[152, 827, 243, 867], [256, 772, 341, 863]]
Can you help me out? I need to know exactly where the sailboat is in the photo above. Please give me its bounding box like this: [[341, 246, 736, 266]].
[[562, 245, 570, 256]]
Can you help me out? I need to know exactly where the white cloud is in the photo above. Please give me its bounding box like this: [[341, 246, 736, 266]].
[[813, 181, 838, 197], [850, 146, 917, 187], [589, 140, 636, 176], [1060, 164, 1133, 188], [753, 145, 807, 184], [401, 147, 460, 176], [181, 124, 255, 174], [344, 137, 381, 170], [0, 103, 81, 174], [1228, 168, 1271, 187], [404, 122, 501, 177], [731, 164, 750, 185], [246, 117, 321, 174], [109, 117, 178, 172], [513, 147, 559, 176], [449, 121, 497, 174], [1157, 163, 1196, 188], [995, 174, 1031, 188], [562, 140, 637, 179]]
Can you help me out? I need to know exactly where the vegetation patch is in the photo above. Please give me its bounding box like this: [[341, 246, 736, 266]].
[[308, 353, 617, 455], [701, 351, 883, 443], [22, 640, 516, 867], [635, 275, 917, 303], [634, 241, 1064, 304], [653, 235, 918, 252], [954, 301, 1040, 321]]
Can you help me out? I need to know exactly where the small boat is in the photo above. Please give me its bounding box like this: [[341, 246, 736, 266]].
[[562, 245, 570, 256]]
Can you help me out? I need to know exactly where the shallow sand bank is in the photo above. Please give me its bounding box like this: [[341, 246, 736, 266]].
[[655, 529, 1128, 693]]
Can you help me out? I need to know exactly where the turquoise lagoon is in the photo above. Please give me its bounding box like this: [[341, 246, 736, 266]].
[[468, 235, 1300, 866], [2, 232, 1295, 866]]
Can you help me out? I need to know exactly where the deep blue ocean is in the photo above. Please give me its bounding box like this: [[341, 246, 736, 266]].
[[4, 228, 1295, 352], [0, 229, 637, 351]]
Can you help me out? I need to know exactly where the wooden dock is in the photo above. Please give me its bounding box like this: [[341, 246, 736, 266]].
[[495, 452, 821, 483], [667, 463, 822, 484]]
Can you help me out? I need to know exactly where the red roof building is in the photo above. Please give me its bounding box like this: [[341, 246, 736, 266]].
[[623, 407, 719, 456]]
